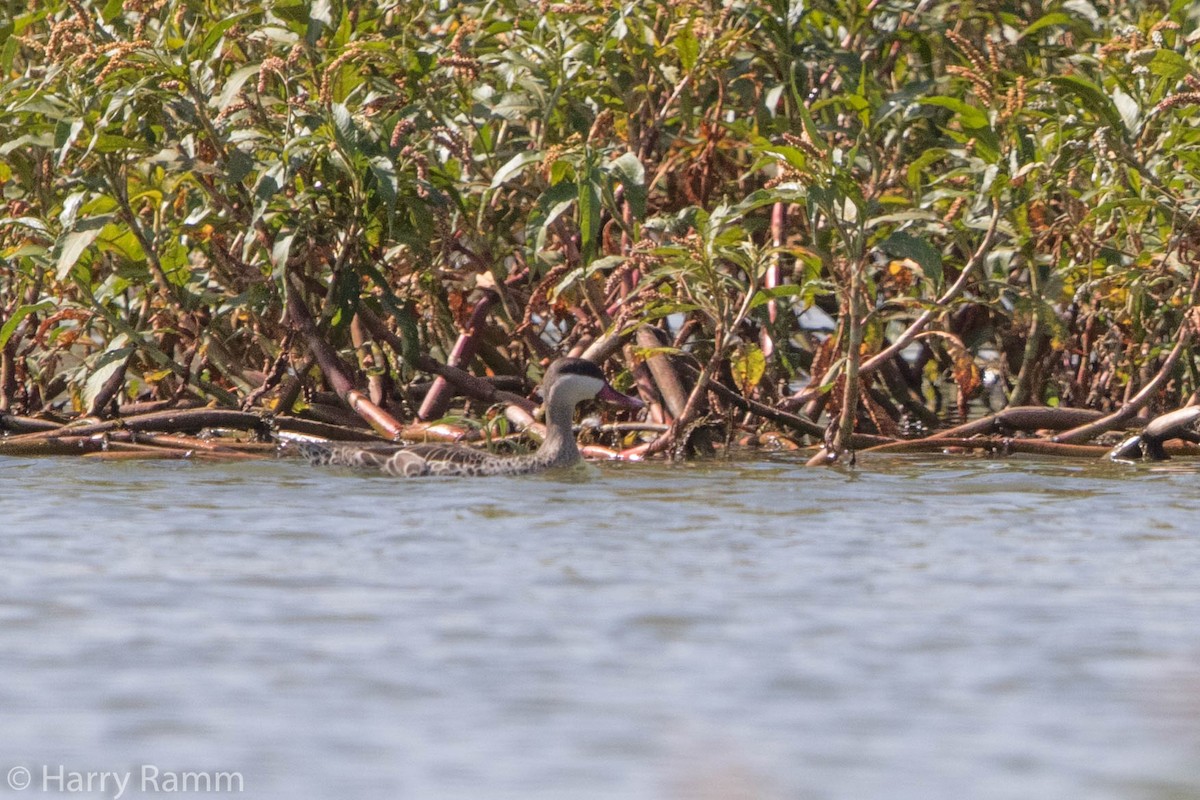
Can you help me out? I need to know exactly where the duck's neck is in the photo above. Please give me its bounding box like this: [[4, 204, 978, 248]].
[[535, 391, 581, 467]]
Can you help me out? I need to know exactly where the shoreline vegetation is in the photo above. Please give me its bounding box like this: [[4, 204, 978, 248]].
[[3, 1, 1200, 466]]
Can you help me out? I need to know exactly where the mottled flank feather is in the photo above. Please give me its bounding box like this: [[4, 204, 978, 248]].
[[295, 440, 556, 478]]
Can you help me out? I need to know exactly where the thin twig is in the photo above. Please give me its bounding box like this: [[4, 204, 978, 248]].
[[1054, 320, 1196, 444]]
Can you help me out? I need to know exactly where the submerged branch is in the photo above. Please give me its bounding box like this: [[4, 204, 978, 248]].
[[0, 408, 270, 446], [863, 436, 1109, 458]]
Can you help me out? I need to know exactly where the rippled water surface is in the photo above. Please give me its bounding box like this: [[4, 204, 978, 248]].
[[2, 452, 1200, 799]]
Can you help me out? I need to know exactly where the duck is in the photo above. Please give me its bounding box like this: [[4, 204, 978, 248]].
[[297, 357, 644, 477]]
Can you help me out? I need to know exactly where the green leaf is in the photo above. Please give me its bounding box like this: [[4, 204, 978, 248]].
[[905, 148, 950, 190], [550, 256, 625, 301], [880, 231, 943, 287], [55, 216, 111, 280], [578, 166, 602, 264], [158, 239, 190, 286], [1019, 12, 1072, 39], [54, 118, 83, 167], [635, 345, 684, 360], [307, 0, 334, 46], [83, 334, 133, 414], [1149, 49, 1189, 81], [0, 301, 56, 349], [733, 188, 799, 218], [532, 181, 577, 253], [226, 148, 254, 184], [199, 13, 254, 59], [272, 1, 310, 27], [764, 84, 786, 115], [217, 64, 260, 111], [756, 142, 810, 172], [676, 23, 699, 72], [1111, 87, 1139, 132], [90, 133, 141, 153], [330, 103, 361, 156], [604, 151, 646, 218], [867, 210, 941, 227], [254, 161, 285, 203], [749, 285, 807, 310], [0, 133, 55, 156], [638, 303, 702, 323], [918, 97, 990, 130], [369, 155, 398, 217], [490, 151, 542, 188], [1047, 76, 1124, 133], [100, 0, 124, 23], [271, 231, 296, 275], [1062, 0, 1100, 24]]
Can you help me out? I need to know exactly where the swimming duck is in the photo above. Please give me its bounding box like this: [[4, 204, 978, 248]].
[[298, 357, 644, 477]]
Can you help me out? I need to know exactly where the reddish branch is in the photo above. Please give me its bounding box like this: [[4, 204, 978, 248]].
[[285, 275, 406, 440], [419, 289, 499, 420], [355, 305, 537, 414]]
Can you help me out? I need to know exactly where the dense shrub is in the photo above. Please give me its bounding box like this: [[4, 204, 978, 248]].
[[2, 0, 1200, 445]]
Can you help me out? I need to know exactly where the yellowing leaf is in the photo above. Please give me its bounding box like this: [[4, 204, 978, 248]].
[[731, 344, 766, 395]]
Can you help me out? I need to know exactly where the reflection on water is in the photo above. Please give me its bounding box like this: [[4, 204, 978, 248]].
[[1, 453, 1199, 799]]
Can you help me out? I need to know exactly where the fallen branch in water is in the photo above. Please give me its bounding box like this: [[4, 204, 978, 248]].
[[640, 345, 721, 459], [709, 372, 827, 439], [0, 430, 270, 459], [592, 422, 671, 434], [929, 406, 1104, 440], [863, 436, 1110, 458], [0, 413, 65, 434], [0, 408, 271, 447], [1106, 405, 1200, 461], [274, 416, 388, 443], [123, 432, 275, 455], [0, 436, 113, 457]]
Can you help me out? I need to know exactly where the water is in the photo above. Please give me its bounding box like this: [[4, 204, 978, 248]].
[[2, 452, 1199, 799]]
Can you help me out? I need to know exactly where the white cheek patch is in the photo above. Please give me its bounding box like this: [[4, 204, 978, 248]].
[[556, 374, 606, 405]]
